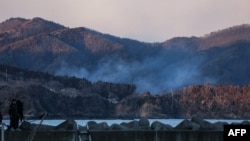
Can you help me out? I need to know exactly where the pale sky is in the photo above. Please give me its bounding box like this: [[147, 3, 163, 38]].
[[0, 0, 250, 42]]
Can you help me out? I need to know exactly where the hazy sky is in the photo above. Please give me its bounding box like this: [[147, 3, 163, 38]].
[[0, 0, 250, 42]]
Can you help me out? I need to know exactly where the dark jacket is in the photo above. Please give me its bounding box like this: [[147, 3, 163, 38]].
[[0, 112, 2, 124], [9, 102, 19, 117]]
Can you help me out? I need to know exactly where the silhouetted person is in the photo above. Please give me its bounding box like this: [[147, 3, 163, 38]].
[[17, 100, 24, 122], [8, 99, 19, 130], [0, 111, 2, 124]]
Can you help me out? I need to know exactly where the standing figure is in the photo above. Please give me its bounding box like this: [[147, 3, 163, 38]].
[[0, 111, 2, 124], [17, 100, 24, 122], [8, 99, 19, 130]]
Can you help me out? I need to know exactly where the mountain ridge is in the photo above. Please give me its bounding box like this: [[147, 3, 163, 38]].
[[0, 17, 250, 93], [162, 24, 250, 51]]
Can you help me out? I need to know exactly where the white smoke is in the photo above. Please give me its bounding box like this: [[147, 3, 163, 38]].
[[55, 51, 213, 94]]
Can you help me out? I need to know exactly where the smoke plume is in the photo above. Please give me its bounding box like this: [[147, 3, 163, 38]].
[[56, 50, 213, 94]]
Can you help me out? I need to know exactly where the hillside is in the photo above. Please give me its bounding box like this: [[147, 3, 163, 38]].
[[198, 24, 250, 50], [1, 64, 250, 119], [0, 64, 136, 118], [161, 24, 250, 51]]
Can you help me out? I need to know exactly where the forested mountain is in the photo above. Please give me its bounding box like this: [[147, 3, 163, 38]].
[[1, 18, 250, 93], [0, 17, 250, 118]]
